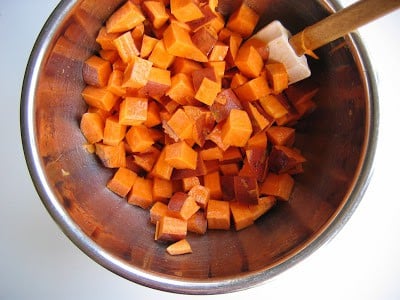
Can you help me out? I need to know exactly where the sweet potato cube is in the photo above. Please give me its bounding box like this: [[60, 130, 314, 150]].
[[192, 67, 218, 91], [144, 100, 161, 128], [142, 1, 169, 29], [206, 199, 230, 230], [182, 176, 200, 192], [171, 57, 202, 75], [83, 55, 112, 87], [113, 31, 140, 64], [119, 97, 148, 126], [106, 1, 145, 33], [187, 211, 207, 234], [210, 88, 243, 123], [249, 196, 276, 221], [188, 184, 210, 209], [163, 23, 208, 62], [266, 126, 295, 146], [200, 146, 224, 161], [140, 34, 158, 58], [234, 176, 259, 204], [148, 39, 175, 69], [95, 142, 126, 168], [226, 2, 260, 38], [139, 67, 171, 98], [171, 155, 207, 180], [234, 76, 271, 102], [268, 145, 306, 174], [150, 201, 169, 224], [243, 146, 268, 182], [128, 177, 153, 209], [155, 215, 187, 241], [219, 163, 240, 176], [107, 69, 126, 97], [150, 148, 174, 180], [242, 38, 269, 61], [122, 57, 153, 89], [126, 125, 154, 152], [81, 86, 119, 112], [191, 26, 218, 56], [133, 146, 160, 172], [259, 94, 289, 119], [166, 73, 195, 105], [220, 175, 235, 200], [170, 0, 204, 23], [80, 112, 104, 144], [152, 177, 173, 203], [209, 41, 229, 62], [265, 63, 289, 94], [230, 201, 254, 231], [96, 26, 119, 50], [260, 173, 294, 201], [194, 78, 221, 105], [103, 115, 127, 146], [107, 167, 138, 197], [164, 108, 194, 141], [230, 73, 248, 89], [247, 131, 268, 148], [166, 239, 192, 255], [221, 147, 243, 163], [225, 33, 242, 69], [204, 171, 222, 199], [235, 45, 264, 78], [165, 141, 198, 170], [221, 109, 252, 147], [206, 122, 230, 151], [244, 102, 271, 132], [168, 192, 200, 220]]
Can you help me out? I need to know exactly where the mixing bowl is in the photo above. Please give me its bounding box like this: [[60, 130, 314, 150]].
[[20, 0, 378, 294]]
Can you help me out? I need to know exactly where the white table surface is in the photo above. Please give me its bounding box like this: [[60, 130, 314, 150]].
[[1, 1, 399, 299]]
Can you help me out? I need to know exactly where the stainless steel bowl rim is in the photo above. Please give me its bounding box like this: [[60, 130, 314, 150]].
[[20, 0, 379, 294]]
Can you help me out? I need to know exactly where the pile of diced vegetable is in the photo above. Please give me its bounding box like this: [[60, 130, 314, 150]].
[[80, 0, 318, 255]]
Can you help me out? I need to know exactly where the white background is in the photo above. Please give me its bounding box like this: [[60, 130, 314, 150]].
[[1, 0, 399, 299]]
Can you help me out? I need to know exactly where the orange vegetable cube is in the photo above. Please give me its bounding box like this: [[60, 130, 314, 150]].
[[122, 56, 153, 89], [81, 86, 119, 112], [230, 201, 254, 231], [188, 184, 210, 209], [168, 192, 200, 220], [107, 167, 138, 197], [148, 39, 175, 69], [170, 0, 204, 23], [200, 146, 224, 161], [203, 171, 222, 199], [144, 100, 162, 128], [163, 23, 208, 62], [166, 73, 195, 105], [234, 76, 271, 102], [133, 146, 160, 172], [260, 173, 294, 201], [164, 108, 194, 141], [140, 34, 158, 58], [166, 239, 192, 255], [208, 41, 229, 62], [107, 69, 126, 97], [194, 77, 221, 106], [142, 1, 169, 29], [155, 215, 187, 241], [171, 57, 202, 75], [206, 199, 230, 230], [221, 109, 252, 147], [226, 2, 259, 38], [106, 1, 145, 33], [150, 148, 174, 180], [165, 141, 198, 170], [103, 115, 127, 146], [249, 196, 276, 221], [191, 26, 218, 56], [99, 49, 120, 63], [139, 67, 171, 98], [259, 94, 289, 119], [96, 26, 120, 50], [266, 126, 295, 146], [244, 101, 271, 132], [95, 142, 126, 168], [119, 97, 148, 126], [182, 176, 200, 192], [125, 125, 154, 152], [265, 63, 289, 94], [150, 201, 169, 224], [80, 112, 104, 144], [187, 211, 207, 234], [113, 31, 140, 63], [235, 44, 264, 78], [152, 177, 173, 203], [230, 73, 248, 89], [128, 177, 153, 209], [83, 55, 112, 87]]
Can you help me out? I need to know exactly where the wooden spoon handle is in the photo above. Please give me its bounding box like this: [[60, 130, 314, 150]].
[[290, 0, 400, 56]]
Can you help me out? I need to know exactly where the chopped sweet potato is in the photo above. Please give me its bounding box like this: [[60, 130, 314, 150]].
[[170, 0, 204, 23], [234, 176, 259, 204], [165, 141, 198, 170], [122, 56, 153, 88], [150, 201, 169, 224], [249, 196, 276, 221], [187, 211, 207, 234], [81, 86, 119, 112], [80, 112, 104, 144], [166, 239, 192, 255], [221, 109, 252, 147], [155, 215, 187, 241], [206, 199, 230, 230], [167, 192, 200, 220], [142, 1, 169, 29], [83, 55, 112, 87], [226, 2, 259, 38], [140, 34, 158, 58], [260, 173, 294, 201], [103, 115, 127, 146], [230, 201, 254, 231], [95, 142, 126, 168], [113, 31, 140, 63], [106, 1, 145, 33], [150, 148, 174, 180], [107, 167, 138, 197], [148, 39, 175, 69], [125, 125, 154, 152], [203, 171, 222, 199], [127, 177, 153, 209], [188, 184, 210, 209], [182, 176, 200, 192], [152, 177, 173, 202], [119, 97, 148, 126], [234, 76, 271, 102]]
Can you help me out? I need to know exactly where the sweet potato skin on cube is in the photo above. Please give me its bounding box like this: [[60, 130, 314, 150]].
[[206, 199, 230, 230]]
